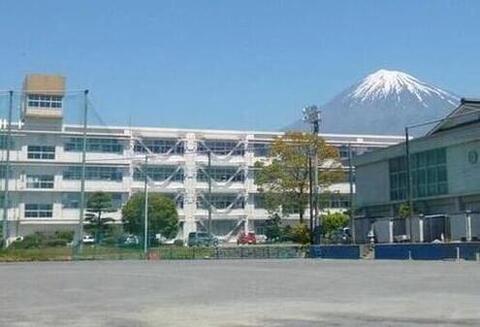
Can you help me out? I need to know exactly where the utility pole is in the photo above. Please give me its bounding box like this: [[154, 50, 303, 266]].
[[303, 105, 321, 243], [77, 89, 89, 253], [207, 150, 212, 235], [348, 143, 355, 244], [2, 91, 13, 248], [143, 154, 149, 255], [405, 127, 414, 241]]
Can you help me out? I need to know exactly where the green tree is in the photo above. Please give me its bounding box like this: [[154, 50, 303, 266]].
[[322, 212, 349, 236], [122, 193, 179, 240], [85, 192, 116, 244], [264, 214, 283, 242], [398, 203, 412, 219], [255, 132, 342, 224], [289, 222, 311, 244]]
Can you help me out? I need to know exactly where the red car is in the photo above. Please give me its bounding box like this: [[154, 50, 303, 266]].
[[237, 232, 257, 245]]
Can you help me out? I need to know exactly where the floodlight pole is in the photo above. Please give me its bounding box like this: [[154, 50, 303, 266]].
[[77, 90, 89, 253], [308, 156, 314, 244], [143, 154, 149, 255], [2, 91, 13, 248], [303, 105, 321, 244], [312, 116, 320, 243]]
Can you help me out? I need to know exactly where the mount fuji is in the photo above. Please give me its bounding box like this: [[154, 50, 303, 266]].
[[286, 69, 459, 136]]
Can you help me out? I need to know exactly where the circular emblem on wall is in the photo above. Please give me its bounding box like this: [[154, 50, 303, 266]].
[[468, 150, 478, 164]]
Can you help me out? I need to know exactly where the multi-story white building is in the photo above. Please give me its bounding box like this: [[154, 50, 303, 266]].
[[0, 75, 404, 241]]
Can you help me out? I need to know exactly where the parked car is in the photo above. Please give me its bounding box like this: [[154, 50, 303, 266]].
[[255, 234, 267, 244], [330, 227, 352, 244], [82, 235, 95, 244], [123, 234, 140, 245], [187, 232, 218, 247], [237, 231, 257, 245]]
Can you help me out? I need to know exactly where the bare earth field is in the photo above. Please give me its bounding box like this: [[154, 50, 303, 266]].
[[0, 259, 479, 326]]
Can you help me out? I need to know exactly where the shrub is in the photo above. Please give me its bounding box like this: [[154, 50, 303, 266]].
[[322, 212, 349, 237], [45, 239, 68, 247], [54, 230, 74, 242], [173, 239, 184, 247], [100, 236, 117, 246], [10, 231, 73, 249], [10, 232, 45, 249], [289, 223, 311, 244]]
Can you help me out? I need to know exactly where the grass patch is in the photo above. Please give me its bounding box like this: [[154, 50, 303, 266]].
[[0, 247, 72, 262]]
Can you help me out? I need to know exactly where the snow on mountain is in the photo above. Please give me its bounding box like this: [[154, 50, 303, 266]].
[[286, 69, 459, 136]]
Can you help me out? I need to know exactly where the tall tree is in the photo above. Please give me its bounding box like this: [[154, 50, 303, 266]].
[[85, 192, 116, 244], [122, 193, 179, 240], [255, 132, 342, 224]]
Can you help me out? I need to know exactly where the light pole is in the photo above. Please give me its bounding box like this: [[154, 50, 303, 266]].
[[404, 127, 414, 241], [207, 150, 212, 235], [348, 143, 355, 244], [143, 154, 149, 255], [2, 90, 13, 248], [308, 156, 314, 243], [303, 105, 321, 243], [77, 89, 89, 253]]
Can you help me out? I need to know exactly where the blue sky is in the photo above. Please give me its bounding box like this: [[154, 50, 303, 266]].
[[1, 1, 479, 130]]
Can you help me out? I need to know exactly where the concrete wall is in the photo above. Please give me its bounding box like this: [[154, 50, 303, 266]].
[[355, 160, 390, 207], [447, 139, 480, 195]]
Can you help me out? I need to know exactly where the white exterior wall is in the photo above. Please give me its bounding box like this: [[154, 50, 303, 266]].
[[0, 123, 403, 239]]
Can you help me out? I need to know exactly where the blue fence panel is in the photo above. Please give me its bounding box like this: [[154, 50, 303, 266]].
[[375, 243, 480, 260], [374, 244, 410, 260], [460, 243, 480, 260], [413, 244, 457, 260], [310, 245, 360, 259]]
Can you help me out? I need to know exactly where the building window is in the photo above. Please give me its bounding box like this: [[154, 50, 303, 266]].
[[63, 166, 123, 181], [389, 156, 408, 201], [319, 193, 351, 209], [110, 193, 123, 209], [62, 192, 124, 209], [197, 194, 244, 209], [389, 148, 448, 201], [134, 139, 184, 154], [198, 140, 244, 156], [133, 166, 183, 182], [62, 193, 80, 209], [27, 145, 55, 159], [253, 194, 265, 209], [26, 175, 54, 189], [252, 143, 271, 157], [337, 146, 351, 161], [0, 135, 14, 150], [25, 204, 53, 218], [65, 138, 123, 153], [197, 167, 244, 182], [27, 94, 62, 108], [0, 165, 10, 179]]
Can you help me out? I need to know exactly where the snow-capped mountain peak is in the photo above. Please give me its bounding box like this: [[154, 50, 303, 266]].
[[285, 69, 460, 136], [349, 69, 457, 106]]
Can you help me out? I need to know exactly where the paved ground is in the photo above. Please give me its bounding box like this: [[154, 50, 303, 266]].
[[0, 259, 479, 327]]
